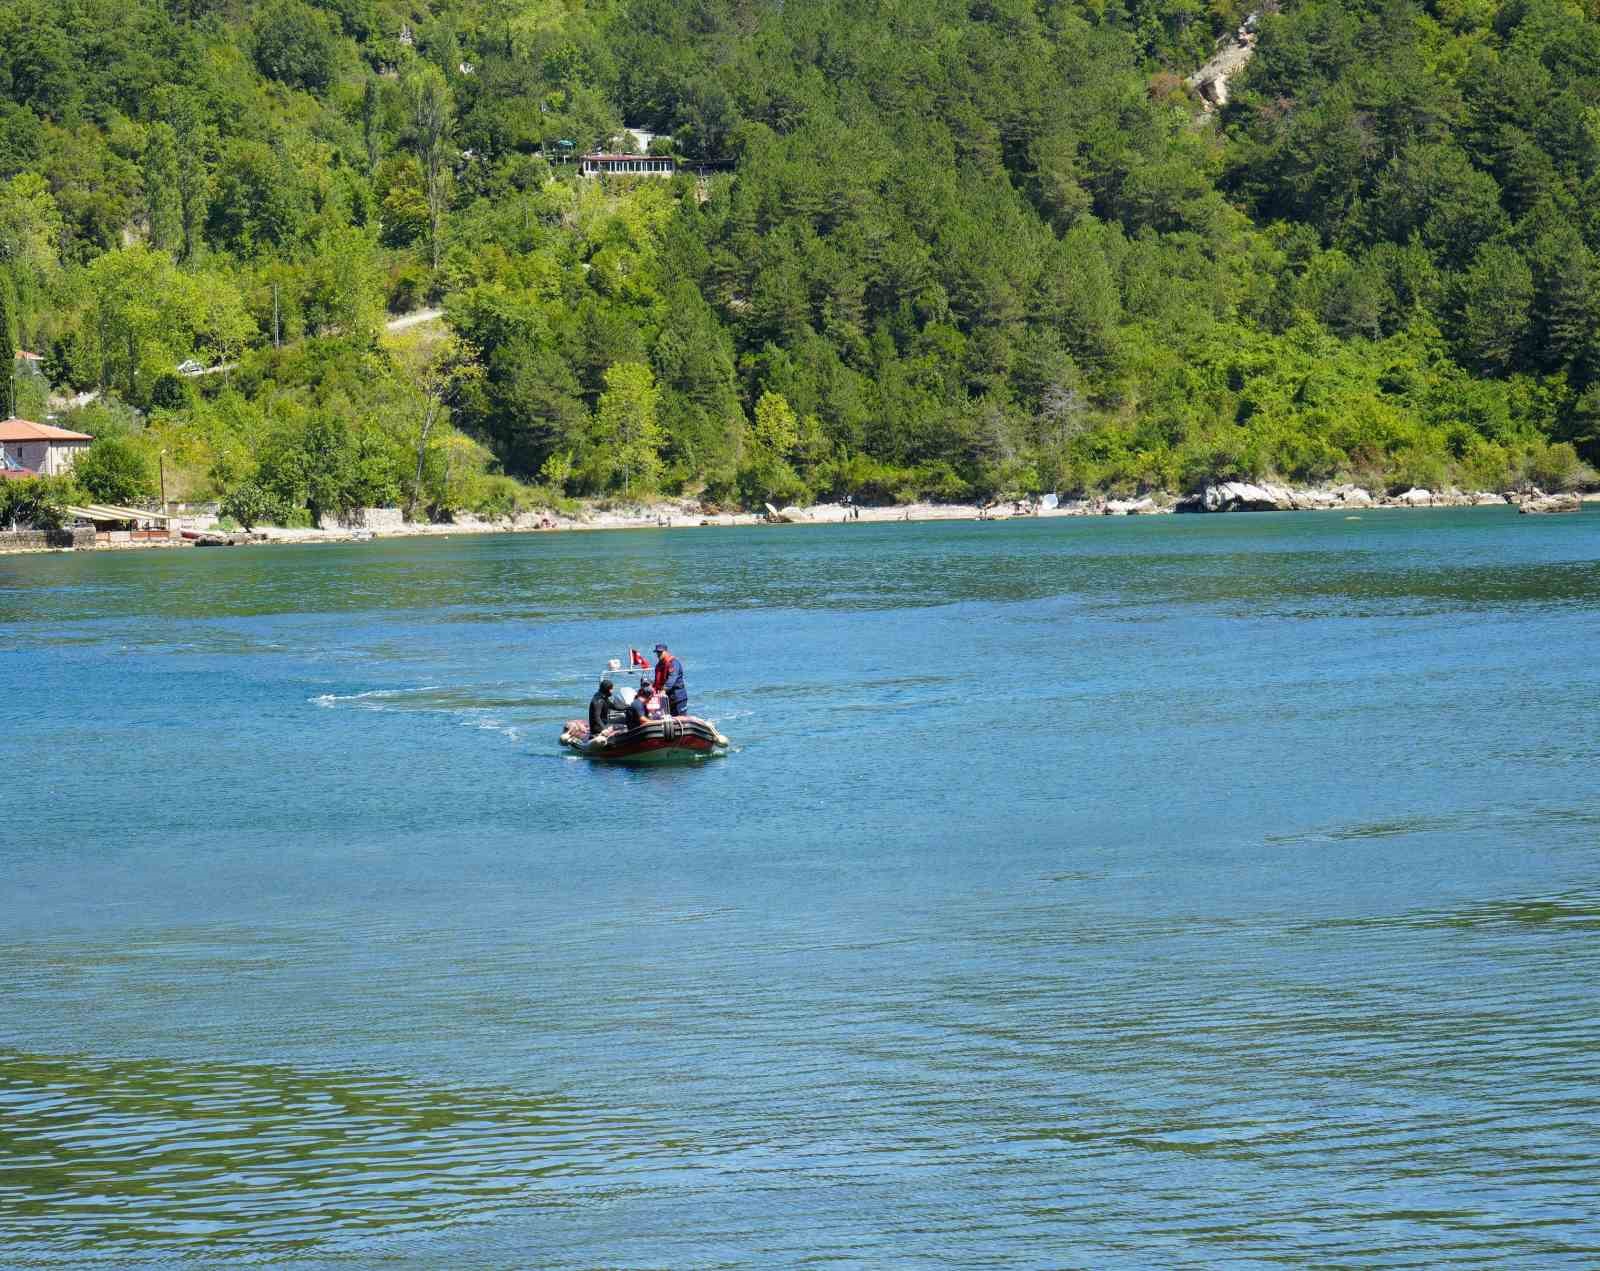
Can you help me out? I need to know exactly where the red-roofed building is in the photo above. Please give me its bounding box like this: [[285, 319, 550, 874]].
[[0, 418, 92, 476]]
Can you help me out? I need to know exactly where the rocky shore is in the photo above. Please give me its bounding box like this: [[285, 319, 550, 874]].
[[1030, 481, 1586, 517], [4, 482, 1589, 554]]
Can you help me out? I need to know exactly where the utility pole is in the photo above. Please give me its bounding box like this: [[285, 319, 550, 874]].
[[159, 449, 167, 516]]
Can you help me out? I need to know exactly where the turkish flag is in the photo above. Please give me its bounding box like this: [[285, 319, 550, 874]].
[[630, 648, 651, 669]]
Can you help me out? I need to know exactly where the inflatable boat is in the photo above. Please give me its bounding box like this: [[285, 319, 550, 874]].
[[560, 715, 729, 763]]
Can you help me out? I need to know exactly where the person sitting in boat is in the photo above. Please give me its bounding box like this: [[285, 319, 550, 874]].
[[652, 642, 687, 716], [626, 680, 666, 729], [589, 677, 624, 736]]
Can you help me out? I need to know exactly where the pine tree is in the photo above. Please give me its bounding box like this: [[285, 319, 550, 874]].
[[405, 65, 451, 271], [142, 123, 183, 254], [362, 77, 382, 175]]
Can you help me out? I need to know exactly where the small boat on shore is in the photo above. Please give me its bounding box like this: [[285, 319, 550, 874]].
[[560, 715, 730, 763]]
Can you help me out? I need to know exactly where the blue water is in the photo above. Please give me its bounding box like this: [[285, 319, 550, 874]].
[[3, 509, 1599, 1267]]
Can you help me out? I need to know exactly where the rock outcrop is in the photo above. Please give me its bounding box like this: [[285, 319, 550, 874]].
[[1518, 493, 1581, 514], [1179, 482, 1377, 513], [1187, 12, 1260, 110], [1103, 495, 1163, 515], [1035, 481, 1558, 518]]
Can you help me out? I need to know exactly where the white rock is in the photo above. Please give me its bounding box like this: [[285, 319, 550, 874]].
[[1290, 488, 1340, 510], [1104, 495, 1160, 515], [1518, 493, 1581, 514], [1203, 482, 1288, 511], [1396, 488, 1433, 506], [1472, 492, 1507, 505]]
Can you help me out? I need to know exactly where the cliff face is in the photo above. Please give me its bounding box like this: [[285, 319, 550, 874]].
[[1187, 12, 1260, 109]]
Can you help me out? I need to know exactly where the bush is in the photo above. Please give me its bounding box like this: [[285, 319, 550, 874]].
[[61, 397, 143, 440], [252, 0, 337, 93], [1460, 440, 1513, 492], [822, 454, 963, 504], [220, 479, 291, 529], [149, 373, 195, 411], [386, 263, 431, 314], [1386, 445, 1449, 494], [1524, 441, 1585, 492], [1176, 434, 1265, 491], [736, 457, 810, 509], [74, 436, 156, 504], [462, 474, 531, 521], [0, 475, 76, 530]]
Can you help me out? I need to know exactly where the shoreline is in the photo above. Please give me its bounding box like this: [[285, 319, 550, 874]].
[[3, 484, 1593, 555], [242, 482, 1600, 545]]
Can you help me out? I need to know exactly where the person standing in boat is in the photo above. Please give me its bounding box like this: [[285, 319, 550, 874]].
[[589, 677, 623, 736], [652, 642, 688, 716]]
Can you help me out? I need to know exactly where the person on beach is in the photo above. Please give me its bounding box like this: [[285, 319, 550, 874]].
[[652, 643, 688, 716]]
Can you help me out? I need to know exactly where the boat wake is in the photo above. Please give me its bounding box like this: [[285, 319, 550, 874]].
[[309, 684, 554, 744]]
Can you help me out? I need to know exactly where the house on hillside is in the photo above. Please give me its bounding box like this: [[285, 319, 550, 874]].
[[580, 153, 677, 177], [0, 418, 92, 475], [610, 126, 658, 153]]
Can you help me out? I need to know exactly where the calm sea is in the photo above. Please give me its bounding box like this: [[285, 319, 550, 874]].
[[2, 509, 1598, 1268]]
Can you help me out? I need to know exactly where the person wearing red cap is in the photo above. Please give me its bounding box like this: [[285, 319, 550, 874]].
[[652, 643, 687, 716]]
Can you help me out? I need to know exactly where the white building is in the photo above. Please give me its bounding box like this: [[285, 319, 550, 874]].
[[579, 153, 677, 178], [0, 418, 93, 475]]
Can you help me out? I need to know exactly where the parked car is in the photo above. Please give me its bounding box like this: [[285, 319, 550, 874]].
[[176, 359, 203, 374]]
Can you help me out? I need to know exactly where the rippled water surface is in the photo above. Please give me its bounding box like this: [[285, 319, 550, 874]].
[[3, 509, 1599, 1267]]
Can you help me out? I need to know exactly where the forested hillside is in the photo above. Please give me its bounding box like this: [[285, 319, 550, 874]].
[[1, 0, 1597, 519]]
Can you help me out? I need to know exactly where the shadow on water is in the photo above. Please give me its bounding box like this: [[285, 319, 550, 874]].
[[0, 1049, 658, 1258], [1300, 889, 1600, 934]]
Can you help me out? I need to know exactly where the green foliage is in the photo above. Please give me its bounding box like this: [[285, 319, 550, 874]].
[[74, 434, 156, 503], [1453, 243, 1534, 375], [0, 0, 1596, 512], [252, 1, 339, 95], [0, 473, 75, 529], [1526, 440, 1586, 491], [584, 361, 663, 494], [405, 65, 452, 272], [0, 269, 16, 417], [79, 246, 253, 404], [141, 123, 183, 255], [219, 478, 290, 529]]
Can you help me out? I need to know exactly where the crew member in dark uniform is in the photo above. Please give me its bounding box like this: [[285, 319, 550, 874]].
[[589, 677, 621, 735], [627, 679, 665, 729], [652, 643, 688, 716]]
